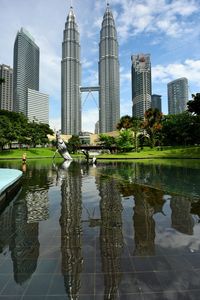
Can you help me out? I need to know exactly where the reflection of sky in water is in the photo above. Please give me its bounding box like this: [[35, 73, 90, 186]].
[[0, 159, 200, 297]]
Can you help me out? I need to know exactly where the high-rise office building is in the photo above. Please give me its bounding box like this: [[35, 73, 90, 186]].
[[0, 64, 13, 111], [95, 120, 99, 134], [167, 77, 188, 114], [27, 89, 49, 124], [13, 28, 39, 116], [61, 4, 120, 135], [131, 54, 152, 118], [61, 7, 81, 135], [151, 94, 162, 112], [99, 4, 120, 133]]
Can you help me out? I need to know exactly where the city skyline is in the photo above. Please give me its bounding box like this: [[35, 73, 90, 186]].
[[0, 0, 200, 132]]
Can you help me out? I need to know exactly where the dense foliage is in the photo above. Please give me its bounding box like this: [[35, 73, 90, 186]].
[[67, 135, 81, 153], [114, 96, 200, 150], [0, 110, 54, 150], [187, 93, 200, 115]]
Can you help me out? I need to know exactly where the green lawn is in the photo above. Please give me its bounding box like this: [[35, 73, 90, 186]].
[[0, 147, 56, 159], [98, 146, 200, 159], [0, 146, 200, 160]]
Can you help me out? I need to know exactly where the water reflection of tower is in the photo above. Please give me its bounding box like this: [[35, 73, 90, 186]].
[[119, 183, 165, 256], [26, 189, 49, 223], [170, 196, 194, 235], [9, 166, 52, 284], [10, 197, 39, 284], [98, 175, 123, 298], [133, 185, 156, 256], [59, 162, 83, 299], [0, 202, 15, 254]]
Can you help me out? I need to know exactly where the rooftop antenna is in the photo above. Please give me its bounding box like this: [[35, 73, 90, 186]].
[[70, 0, 73, 9]]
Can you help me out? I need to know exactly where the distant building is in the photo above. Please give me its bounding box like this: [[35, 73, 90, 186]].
[[27, 89, 49, 124], [0, 64, 13, 111], [13, 28, 39, 116], [168, 77, 188, 114], [95, 121, 99, 134], [131, 54, 152, 118], [151, 94, 162, 112]]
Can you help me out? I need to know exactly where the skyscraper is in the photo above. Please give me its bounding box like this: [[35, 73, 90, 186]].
[[99, 4, 120, 133], [61, 6, 81, 135], [0, 64, 13, 111], [131, 54, 152, 118], [13, 28, 39, 116], [151, 94, 162, 112], [167, 77, 188, 114], [27, 89, 49, 124]]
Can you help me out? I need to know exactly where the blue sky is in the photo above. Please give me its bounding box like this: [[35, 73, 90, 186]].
[[0, 0, 200, 132]]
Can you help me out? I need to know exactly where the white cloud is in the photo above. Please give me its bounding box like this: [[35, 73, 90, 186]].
[[113, 0, 199, 41], [152, 59, 200, 86]]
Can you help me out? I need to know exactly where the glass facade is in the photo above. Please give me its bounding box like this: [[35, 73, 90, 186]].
[[0, 64, 13, 111], [99, 4, 120, 133], [168, 78, 188, 114], [13, 28, 39, 116], [131, 54, 152, 119], [61, 8, 81, 135]]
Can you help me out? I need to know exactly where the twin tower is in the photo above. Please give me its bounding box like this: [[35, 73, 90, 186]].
[[61, 4, 120, 135]]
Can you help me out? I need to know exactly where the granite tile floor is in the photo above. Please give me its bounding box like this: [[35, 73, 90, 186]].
[[1, 234, 200, 299], [0, 161, 200, 299]]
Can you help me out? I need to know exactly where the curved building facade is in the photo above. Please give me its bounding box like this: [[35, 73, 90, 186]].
[[167, 77, 188, 115], [61, 7, 81, 135], [99, 4, 120, 133]]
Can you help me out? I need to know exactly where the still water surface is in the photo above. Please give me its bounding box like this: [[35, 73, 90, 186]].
[[0, 159, 200, 299]]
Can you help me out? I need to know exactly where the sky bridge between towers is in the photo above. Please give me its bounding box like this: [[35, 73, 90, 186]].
[[80, 86, 100, 109], [80, 86, 100, 92]]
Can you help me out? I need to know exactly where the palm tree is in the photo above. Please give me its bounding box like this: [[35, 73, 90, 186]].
[[142, 108, 163, 148], [117, 115, 142, 151]]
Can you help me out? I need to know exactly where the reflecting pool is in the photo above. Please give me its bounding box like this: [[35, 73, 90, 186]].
[[0, 159, 200, 299]]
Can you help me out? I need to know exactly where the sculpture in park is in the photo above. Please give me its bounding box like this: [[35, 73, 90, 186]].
[[54, 132, 72, 160]]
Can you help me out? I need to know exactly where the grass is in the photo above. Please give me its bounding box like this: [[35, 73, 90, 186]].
[[0, 147, 56, 159], [0, 146, 200, 160], [98, 146, 200, 159]]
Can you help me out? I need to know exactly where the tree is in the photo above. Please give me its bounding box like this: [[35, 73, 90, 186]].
[[187, 93, 200, 115], [0, 115, 11, 150], [67, 135, 81, 153], [0, 110, 54, 149], [161, 112, 200, 146], [116, 115, 133, 130], [98, 134, 116, 151], [116, 129, 133, 151], [117, 115, 142, 151], [0, 78, 5, 85], [142, 108, 163, 148]]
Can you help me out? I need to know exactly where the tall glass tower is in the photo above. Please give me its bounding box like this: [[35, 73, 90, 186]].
[[13, 28, 39, 116], [0, 64, 13, 111], [131, 54, 152, 118], [61, 6, 81, 135], [167, 77, 188, 114], [99, 4, 120, 133]]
